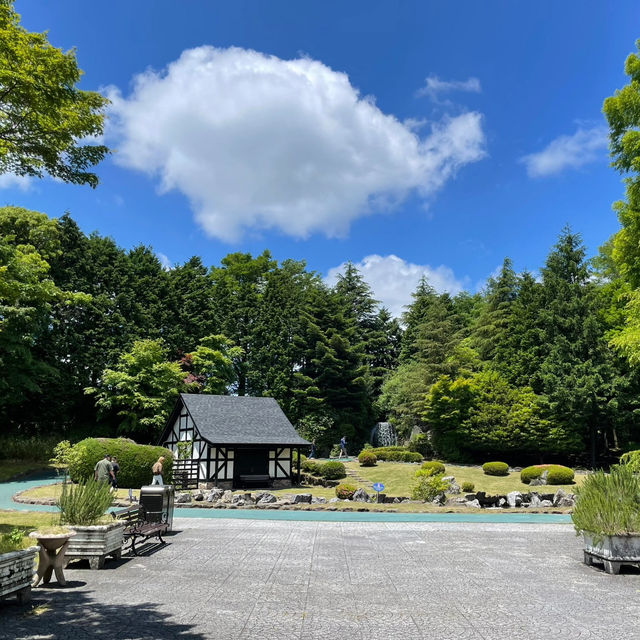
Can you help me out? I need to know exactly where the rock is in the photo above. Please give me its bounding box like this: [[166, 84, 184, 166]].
[[498, 498, 507, 507], [465, 494, 477, 501], [529, 478, 545, 486], [352, 488, 370, 503], [442, 476, 455, 483], [292, 493, 312, 504], [234, 499, 245, 507], [553, 489, 566, 507], [446, 497, 468, 506], [539, 500, 553, 507], [393, 497, 401, 504], [529, 492, 542, 507], [206, 488, 224, 502], [257, 493, 277, 504], [231, 493, 245, 504], [243, 493, 255, 505], [401, 497, 410, 503], [329, 497, 340, 503], [312, 496, 327, 504], [465, 499, 481, 508], [431, 492, 446, 505], [448, 483, 461, 495], [221, 490, 234, 503], [175, 492, 191, 503], [507, 491, 522, 508], [557, 494, 576, 508], [192, 489, 204, 501]]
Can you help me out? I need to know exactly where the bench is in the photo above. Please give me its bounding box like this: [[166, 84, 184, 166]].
[[111, 505, 168, 556], [238, 474, 272, 489]]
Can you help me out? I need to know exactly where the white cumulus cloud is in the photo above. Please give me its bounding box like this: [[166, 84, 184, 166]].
[[520, 126, 608, 178], [417, 75, 481, 100], [325, 254, 465, 318], [0, 173, 31, 191], [107, 46, 486, 241]]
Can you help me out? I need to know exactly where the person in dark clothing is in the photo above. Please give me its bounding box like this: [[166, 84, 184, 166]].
[[111, 456, 120, 490], [309, 439, 317, 459]]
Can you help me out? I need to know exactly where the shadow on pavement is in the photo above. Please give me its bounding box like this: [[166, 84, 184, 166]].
[[0, 587, 205, 640]]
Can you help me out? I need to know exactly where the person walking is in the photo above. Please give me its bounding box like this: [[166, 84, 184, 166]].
[[309, 439, 317, 459], [94, 454, 115, 486], [151, 456, 165, 485], [339, 436, 348, 459], [111, 456, 120, 491]]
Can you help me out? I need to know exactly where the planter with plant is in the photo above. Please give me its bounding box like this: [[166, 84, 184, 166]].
[[58, 478, 124, 570], [572, 464, 640, 574], [0, 529, 39, 604]]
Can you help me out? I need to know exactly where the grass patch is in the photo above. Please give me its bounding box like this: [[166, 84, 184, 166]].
[[0, 510, 61, 539], [18, 483, 139, 502], [0, 461, 55, 483]]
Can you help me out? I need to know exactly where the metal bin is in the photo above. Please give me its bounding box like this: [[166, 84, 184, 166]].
[[139, 485, 175, 531]]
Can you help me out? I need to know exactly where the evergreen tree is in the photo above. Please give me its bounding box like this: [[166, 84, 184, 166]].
[[400, 276, 438, 363]]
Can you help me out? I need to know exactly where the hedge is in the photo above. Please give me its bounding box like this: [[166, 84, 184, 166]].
[[335, 483, 357, 499], [520, 464, 574, 485], [421, 461, 446, 476], [369, 447, 423, 463], [482, 461, 509, 477], [68, 438, 174, 488], [358, 451, 377, 467], [319, 461, 347, 480]]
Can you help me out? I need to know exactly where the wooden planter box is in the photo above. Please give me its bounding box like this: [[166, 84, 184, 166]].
[[583, 533, 640, 574], [0, 546, 38, 604], [65, 521, 125, 570]]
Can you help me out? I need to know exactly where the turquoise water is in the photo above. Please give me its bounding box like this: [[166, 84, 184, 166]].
[[0, 472, 572, 524]]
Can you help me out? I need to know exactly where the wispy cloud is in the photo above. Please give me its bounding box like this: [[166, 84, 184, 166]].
[[520, 126, 608, 178], [157, 252, 172, 271], [417, 75, 481, 100], [0, 173, 31, 191]]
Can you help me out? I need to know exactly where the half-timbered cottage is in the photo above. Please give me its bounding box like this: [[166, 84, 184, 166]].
[[160, 394, 310, 489]]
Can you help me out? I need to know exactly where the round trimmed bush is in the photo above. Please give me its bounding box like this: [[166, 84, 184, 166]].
[[68, 438, 173, 488], [421, 461, 445, 476], [301, 459, 322, 475], [521, 464, 574, 485], [461, 481, 475, 492], [482, 461, 509, 476], [358, 451, 377, 467], [319, 461, 347, 480], [335, 483, 357, 499]]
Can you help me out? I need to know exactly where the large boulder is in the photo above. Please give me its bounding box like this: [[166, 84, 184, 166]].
[[231, 493, 245, 504], [311, 496, 327, 504], [552, 489, 576, 507], [221, 490, 234, 503], [175, 492, 191, 504], [292, 493, 312, 504], [506, 491, 522, 508], [431, 492, 446, 506], [465, 499, 481, 508], [352, 488, 370, 503], [192, 489, 204, 502], [257, 493, 277, 504], [206, 487, 225, 502]]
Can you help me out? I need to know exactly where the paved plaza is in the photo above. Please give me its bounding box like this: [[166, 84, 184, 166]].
[[1, 518, 639, 640]]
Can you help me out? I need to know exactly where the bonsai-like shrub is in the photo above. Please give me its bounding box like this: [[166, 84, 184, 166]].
[[411, 473, 450, 501], [358, 451, 377, 467], [421, 461, 446, 476], [461, 481, 475, 493], [69, 438, 173, 488], [572, 465, 640, 538], [408, 433, 433, 458], [620, 449, 640, 472], [335, 483, 357, 499], [319, 461, 347, 480], [482, 461, 509, 476], [58, 478, 114, 526], [521, 464, 574, 485]]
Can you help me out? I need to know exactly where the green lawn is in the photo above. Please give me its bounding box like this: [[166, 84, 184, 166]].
[[18, 483, 139, 501], [0, 461, 54, 483]]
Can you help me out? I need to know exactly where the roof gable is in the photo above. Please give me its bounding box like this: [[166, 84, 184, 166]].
[[178, 394, 310, 446]]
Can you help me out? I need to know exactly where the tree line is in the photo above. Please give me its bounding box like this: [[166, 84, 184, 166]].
[[2, 205, 640, 465]]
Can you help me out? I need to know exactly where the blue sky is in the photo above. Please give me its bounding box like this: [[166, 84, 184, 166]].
[[4, 1, 639, 315]]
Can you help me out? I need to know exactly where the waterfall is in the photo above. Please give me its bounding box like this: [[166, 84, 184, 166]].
[[370, 422, 397, 447]]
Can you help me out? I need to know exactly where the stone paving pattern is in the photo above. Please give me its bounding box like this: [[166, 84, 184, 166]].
[[1, 519, 639, 639]]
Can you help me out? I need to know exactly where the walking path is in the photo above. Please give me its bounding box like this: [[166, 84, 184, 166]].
[[2, 518, 638, 640]]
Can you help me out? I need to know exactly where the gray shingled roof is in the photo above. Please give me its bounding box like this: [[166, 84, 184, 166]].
[[180, 394, 310, 446]]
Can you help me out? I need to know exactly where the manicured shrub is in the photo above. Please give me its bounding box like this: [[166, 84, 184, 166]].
[[58, 478, 114, 526], [520, 464, 574, 485], [482, 461, 509, 476], [335, 483, 357, 499], [546, 465, 575, 485], [411, 474, 450, 501], [358, 451, 377, 467], [68, 438, 173, 488], [318, 461, 347, 480], [369, 447, 423, 463], [572, 465, 640, 537], [421, 461, 446, 476], [461, 481, 475, 493], [301, 459, 321, 475], [408, 433, 433, 458]]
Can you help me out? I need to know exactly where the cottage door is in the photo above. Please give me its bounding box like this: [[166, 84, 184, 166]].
[[234, 448, 269, 485]]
